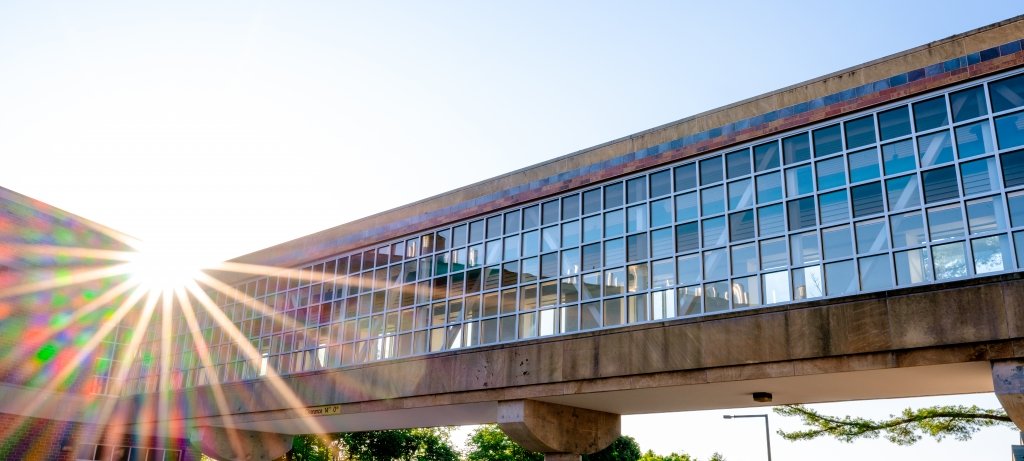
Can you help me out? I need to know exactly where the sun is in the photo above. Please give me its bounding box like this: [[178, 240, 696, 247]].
[[126, 242, 207, 293]]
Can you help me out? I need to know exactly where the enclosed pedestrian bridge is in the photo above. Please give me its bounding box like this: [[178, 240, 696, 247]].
[[5, 15, 1024, 461]]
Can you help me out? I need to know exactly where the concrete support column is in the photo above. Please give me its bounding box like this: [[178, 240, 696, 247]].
[[188, 426, 293, 461], [497, 399, 620, 460], [992, 359, 1024, 431]]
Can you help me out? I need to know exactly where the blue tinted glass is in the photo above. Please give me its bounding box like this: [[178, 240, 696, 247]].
[[731, 243, 757, 276], [582, 215, 601, 243], [785, 166, 814, 197], [922, 166, 959, 203], [917, 131, 954, 167], [996, 112, 1024, 150], [701, 185, 725, 215], [890, 211, 926, 248], [858, 255, 892, 291], [1010, 192, 1024, 227], [825, 260, 858, 296], [674, 163, 697, 191], [604, 238, 625, 266], [728, 179, 753, 210], [760, 238, 788, 270], [726, 149, 751, 179], [855, 219, 889, 254], [990, 74, 1024, 113], [885, 175, 920, 211], [562, 221, 581, 247], [703, 249, 728, 281], [650, 170, 672, 198], [604, 210, 624, 237], [651, 228, 674, 258], [972, 235, 1011, 274], [815, 157, 846, 191], [822, 225, 853, 259], [932, 241, 967, 280], [878, 106, 912, 141], [522, 231, 540, 257], [650, 198, 672, 228], [955, 121, 995, 159], [913, 96, 948, 131], [626, 177, 646, 204], [928, 204, 964, 241], [675, 222, 699, 253], [605, 183, 624, 209], [729, 210, 755, 241], [848, 148, 880, 183], [960, 157, 998, 196], [787, 197, 816, 230], [582, 189, 601, 215], [1002, 149, 1024, 187], [845, 115, 876, 149], [758, 204, 785, 237], [882, 140, 916, 175], [702, 217, 727, 248], [950, 86, 988, 122], [626, 205, 647, 233], [700, 157, 724, 185], [754, 141, 780, 172], [813, 124, 843, 157], [818, 190, 849, 224], [783, 133, 811, 164], [756, 172, 783, 203], [851, 181, 884, 217], [675, 192, 698, 221]]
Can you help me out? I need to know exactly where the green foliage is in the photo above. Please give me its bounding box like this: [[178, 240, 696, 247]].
[[273, 427, 458, 461], [465, 424, 544, 461], [775, 404, 1015, 445], [341, 430, 419, 460], [638, 449, 696, 461], [289, 434, 335, 461], [583, 435, 642, 461]]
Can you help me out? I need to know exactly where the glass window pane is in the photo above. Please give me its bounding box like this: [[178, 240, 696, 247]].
[[604, 268, 625, 296], [562, 195, 580, 220], [521, 257, 539, 282], [626, 177, 646, 204], [816, 157, 846, 191], [848, 147, 881, 183], [704, 280, 730, 312], [787, 197, 816, 230], [882, 139, 916, 175], [756, 172, 783, 203], [726, 149, 751, 179], [674, 163, 697, 191], [922, 166, 959, 203], [825, 260, 857, 296], [813, 124, 843, 157], [700, 156, 723, 185], [732, 276, 761, 308], [542, 200, 559, 225], [960, 157, 999, 196], [1009, 191, 1024, 227], [790, 231, 820, 265], [703, 248, 728, 281], [878, 106, 912, 141], [754, 141, 780, 172], [822, 225, 853, 260], [580, 301, 600, 329], [702, 216, 727, 248], [913, 96, 948, 131], [677, 285, 702, 316], [991, 74, 1024, 112], [894, 248, 933, 286], [562, 221, 581, 247], [604, 238, 625, 267], [819, 189, 850, 225], [650, 170, 672, 198], [950, 85, 988, 122], [932, 241, 968, 280], [731, 243, 757, 276], [701, 185, 725, 215], [760, 237, 787, 270], [651, 198, 673, 228], [582, 215, 601, 243], [582, 189, 601, 215], [676, 222, 699, 253], [651, 258, 675, 289], [762, 271, 791, 304], [728, 179, 754, 210], [1002, 149, 1024, 187], [783, 133, 811, 164], [523, 206, 540, 230], [917, 131, 954, 167], [605, 183, 624, 209], [890, 211, 927, 248], [627, 263, 649, 293], [603, 298, 624, 327], [955, 121, 995, 159], [676, 192, 698, 222], [562, 248, 580, 276], [651, 227, 674, 258], [966, 196, 1006, 234], [927, 204, 964, 241], [627, 205, 647, 233], [626, 234, 648, 262], [855, 218, 888, 254], [758, 204, 785, 237], [785, 165, 814, 197], [729, 210, 755, 241], [677, 254, 701, 285], [845, 115, 876, 149], [995, 112, 1024, 149], [885, 174, 921, 212], [581, 272, 600, 300], [972, 235, 1012, 274], [522, 231, 539, 257], [542, 226, 560, 252], [858, 255, 892, 291], [792, 265, 823, 300], [851, 181, 884, 218], [604, 210, 624, 237]]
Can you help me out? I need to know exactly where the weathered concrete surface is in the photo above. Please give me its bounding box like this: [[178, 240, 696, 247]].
[[497, 400, 619, 455], [992, 359, 1024, 431], [189, 426, 293, 461]]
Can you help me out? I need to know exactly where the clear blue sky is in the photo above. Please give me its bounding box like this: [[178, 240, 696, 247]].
[[1, 2, 1022, 459]]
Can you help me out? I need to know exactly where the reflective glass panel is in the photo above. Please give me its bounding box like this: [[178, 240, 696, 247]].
[[582, 188, 601, 215], [816, 156, 846, 191], [878, 106, 912, 141], [729, 210, 755, 241], [813, 124, 843, 157], [972, 235, 1012, 274], [822, 225, 854, 260], [651, 227, 674, 259], [848, 148, 881, 183], [913, 96, 948, 131], [882, 139, 916, 175], [754, 141, 780, 172], [758, 204, 785, 237], [726, 149, 751, 179], [732, 276, 760, 308], [783, 133, 811, 164], [651, 198, 673, 228], [728, 179, 754, 210], [966, 196, 1006, 234], [703, 248, 728, 281], [950, 85, 988, 122], [819, 189, 850, 224], [760, 238, 787, 270], [787, 197, 816, 230], [845, 115, 876, 149], [990, 74, 1024, 112], [922, 166, 959, 203], [928, 204, 964, 241], [894, 248, 933, 286], [955, 121, 995, 159], [995, 112, 1024, 149], [933, 241, 968, 280], [678, 285, 702, 316], [676, 222, 699, 253], [701, 185, 725, 215], [1009, 191, 1024, 227], [851, 182, 884, 217], [626, 177, 646, 204], [731, 243, 757, 276], [890, 211, 927, 248], [960, 157, 999, 196], [756, 172, 783, 203], [674, 163, 697, 191], [885, 174, 921, 211], [792, 265, 823, 300], [604, 238, 625, 267], [702, 217, 727, 248], [791, 231, 820, 265], [825, 260, 858, 296], [676, 192, 698, 222], [650, 170, 672, 198], [858, 255, 892, 291], [855, 219, 888, 254], [677, 254, 701, 285], [604, 210, 624, 237], [917, 131, 954, 167], [762, 271, 791, 304], [786, 165, 814, 197], [626, 205, 647, 233], [700, 157, 723, 185], [704, 280, 730, 312]]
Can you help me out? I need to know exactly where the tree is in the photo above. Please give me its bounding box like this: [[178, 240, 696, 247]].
[[582, 435, 641, 461], [775, 404, 1015, 445], [274, 428, 458, 461], [465, 424, 543, 461], [636, 449, 725, 461]]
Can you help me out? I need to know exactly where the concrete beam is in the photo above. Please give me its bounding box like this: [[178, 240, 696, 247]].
[[993, 359, 1024, 431], [497, 399, 620, 458], [189, 426, 293, 461]]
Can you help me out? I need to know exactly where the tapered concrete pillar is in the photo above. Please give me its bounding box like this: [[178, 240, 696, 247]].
[[992, 359, 1024, 431], [189, 426, 293, 461], [497, 399, 620, 461]]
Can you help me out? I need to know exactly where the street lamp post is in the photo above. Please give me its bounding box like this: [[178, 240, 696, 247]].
[[723, 413, 772, 461]]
